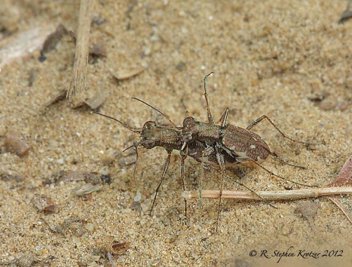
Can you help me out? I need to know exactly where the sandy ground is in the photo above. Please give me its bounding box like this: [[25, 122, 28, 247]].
[[1, 0, 352, 266]]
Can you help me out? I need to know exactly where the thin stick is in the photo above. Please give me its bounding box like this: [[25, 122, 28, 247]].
[[182, 187, 352, 201], [232, 179, 277, 209], [67, 0, 94, 103]]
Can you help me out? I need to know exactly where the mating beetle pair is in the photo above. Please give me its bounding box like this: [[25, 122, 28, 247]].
[[95, 73, 314, 231]]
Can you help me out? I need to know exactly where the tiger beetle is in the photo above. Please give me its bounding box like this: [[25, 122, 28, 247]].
[[181, 73, 317, 231], [181, 72, 315, 184], [93, 99, 244, 219]]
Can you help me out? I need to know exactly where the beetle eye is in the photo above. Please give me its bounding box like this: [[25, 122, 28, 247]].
[[183, 117, 194, 128], [142, 140, 156, 149], [143, 121, 156, 130]]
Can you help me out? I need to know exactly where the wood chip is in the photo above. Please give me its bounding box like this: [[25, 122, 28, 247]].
[[89, 41, 107, 63], [41, 89, 67, 110], [326, 156, 352, 225], [74, 183, 103, 196], [32, 194, 60, 213], [102, 236, 130, 255], [40, 24, 68, 60], [110, 241, 130, 255], [113, 67, 144, 81], [70, 89, 108, 109], [58, 171, 101, 184], [5, 131, 30, 157], [40, 88, 107, 110], [328, 155, 352, 187], [83, 90, 108, 109], [84, 172, 102, 184], [58, 171, 90, 183], [338, 1, 352, 24]]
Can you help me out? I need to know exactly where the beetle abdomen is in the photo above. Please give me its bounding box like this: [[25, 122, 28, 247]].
[[222, 125, 271, 162]]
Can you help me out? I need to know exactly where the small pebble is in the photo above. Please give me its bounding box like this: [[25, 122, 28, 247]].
[[85, 223, 95, 232], [134, 190, 142, 202]]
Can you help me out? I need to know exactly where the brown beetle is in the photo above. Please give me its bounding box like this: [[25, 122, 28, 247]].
[[93, 102, 238, 217], [180, 73, 317, 231], [181, 73, 313, 183]]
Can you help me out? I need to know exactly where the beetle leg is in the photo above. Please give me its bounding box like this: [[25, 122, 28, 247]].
[[180, 149, 188, 219], [198, 146, 215, 209], [215, 146, 226, 232], [236, 157, 316, 187], [218, 108, 229, 127], [149, 151, 172, 215], [132, 144, 139, 182], [271, 154, 306, 169], [246, 115, 313, 145]]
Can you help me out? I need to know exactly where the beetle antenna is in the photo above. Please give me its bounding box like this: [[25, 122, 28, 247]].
[[92, 111, 141, 133], [132, 97, 181, 130]]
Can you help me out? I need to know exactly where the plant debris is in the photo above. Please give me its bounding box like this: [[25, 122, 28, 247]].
[[338, 1, 352, 24], [28, 68, 35, 87], [89, 41, 107, 64], [41, 89, 107, 110], [101, 236, 130, 255], [32, 194, 60, 213], [326, 155, 352, 225], [56, 170, 90, 183], [39, 24, 68, 61], [67, 0, 94, 103], [83, 90, 108, 109], [56, 171, 104, 184], [41, 89, 67, 111], [74, 183, 103, 196], [328, 156, 352, 187], [4, 131, 30, 157], [112, 67, 144, 81]]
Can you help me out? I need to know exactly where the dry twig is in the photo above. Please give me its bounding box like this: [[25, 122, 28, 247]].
[[182, 187, 352, 201], [67, 0, 94, 105]]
